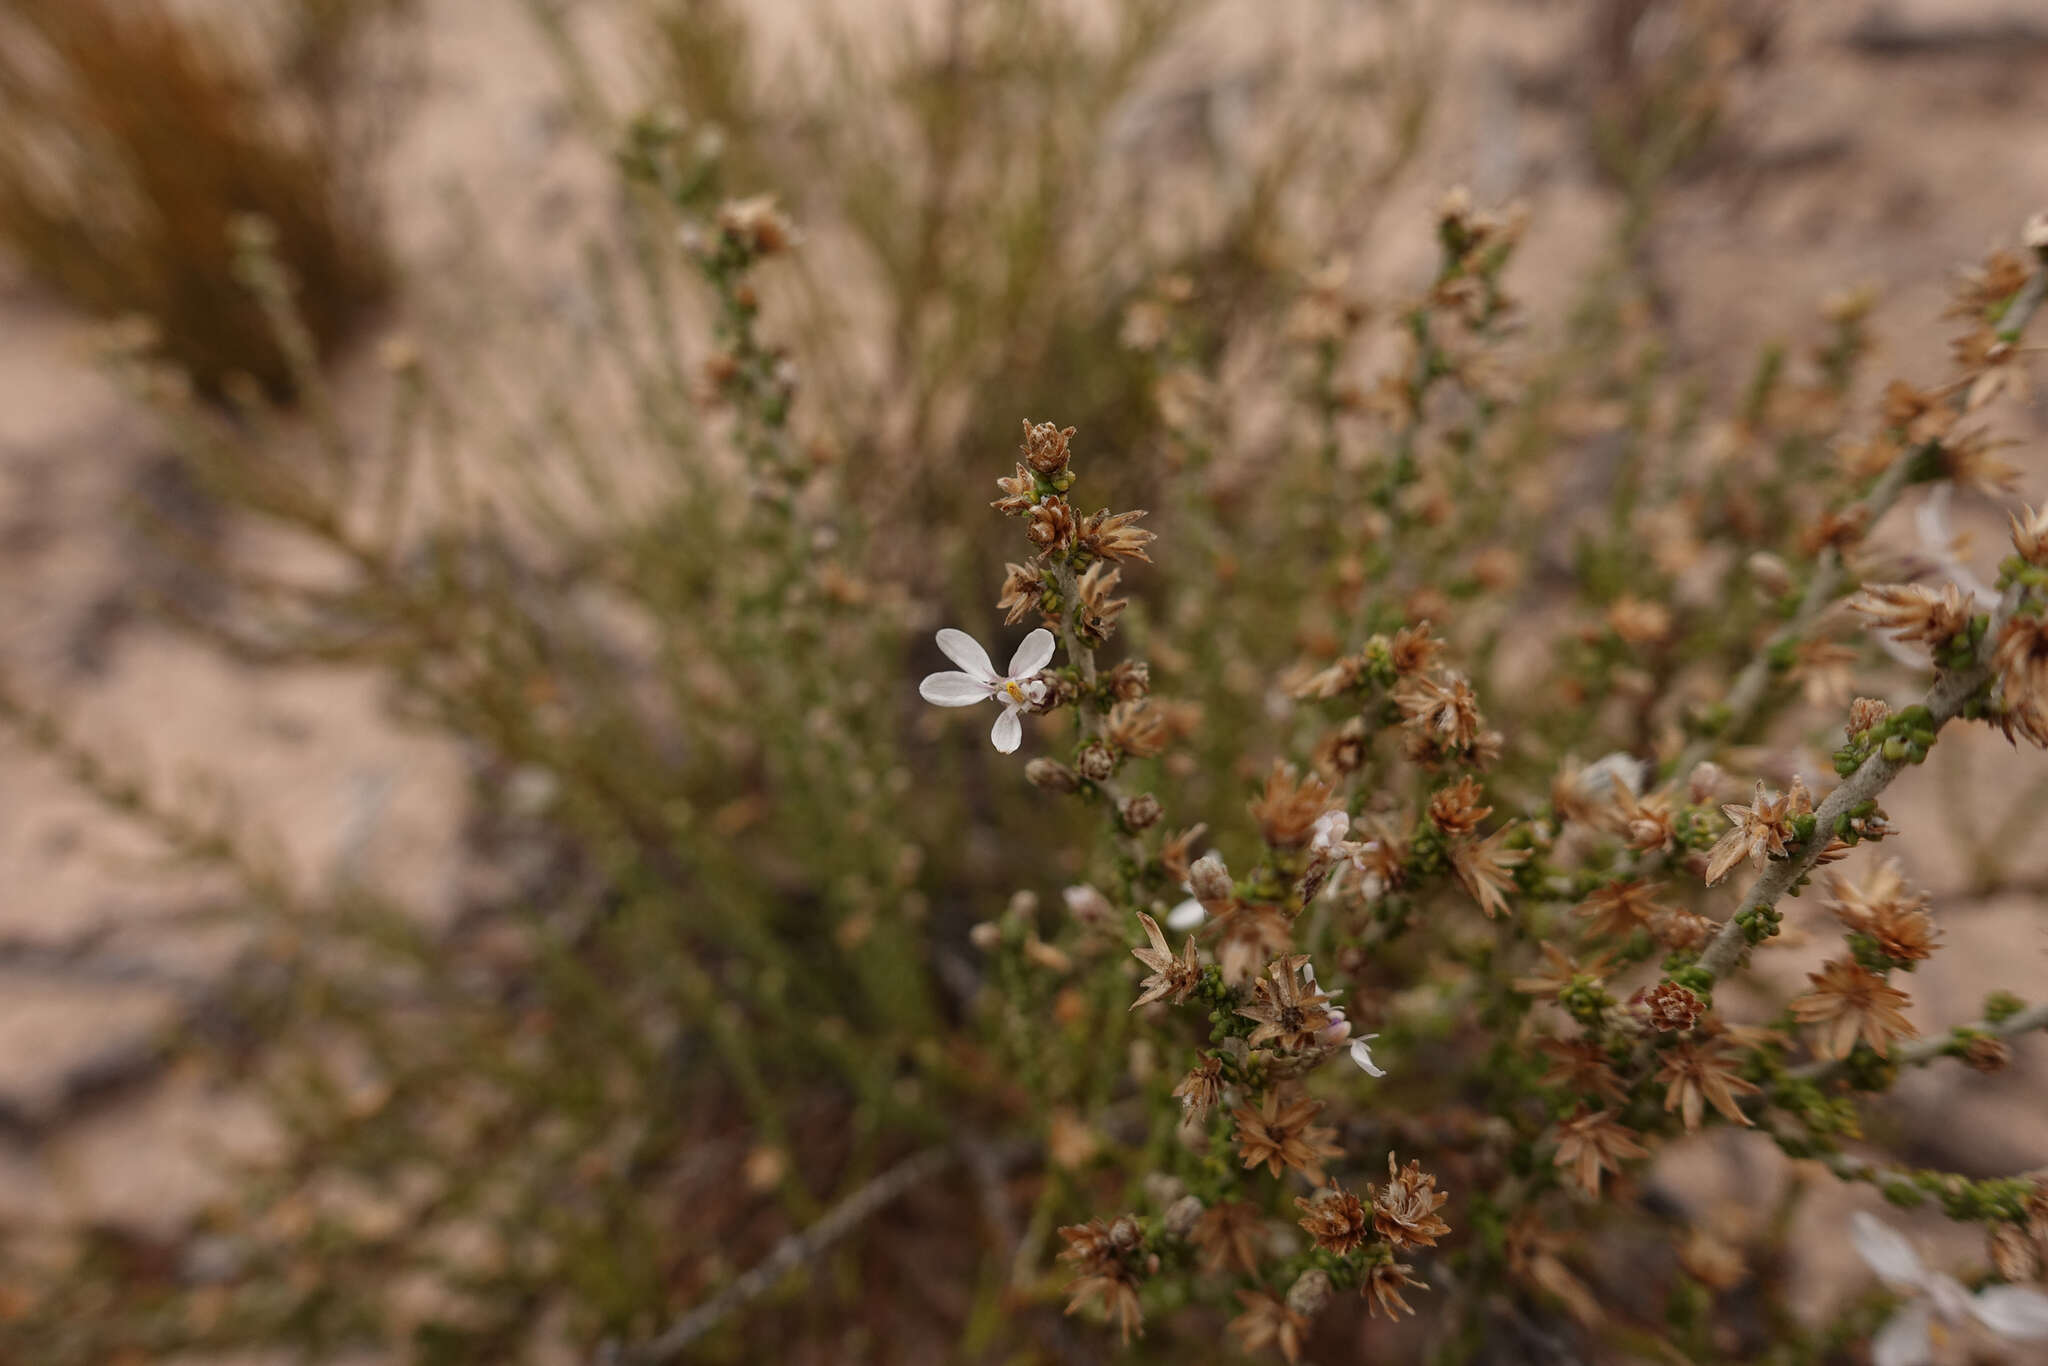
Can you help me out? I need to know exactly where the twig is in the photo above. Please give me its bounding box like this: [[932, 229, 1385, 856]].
[[1786, 1000, 2048, 1086], [1696, 636, 1997, 985], [606, 1145, 958, 1363]]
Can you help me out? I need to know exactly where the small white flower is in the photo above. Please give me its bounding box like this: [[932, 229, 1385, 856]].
[[1165, 897, 1207, 931], [1349, 1034, 1386, 1077], [1309, 809, 1350, 853], [918, 627, 1056, 754], [1852, 1211, 2048, 1366]]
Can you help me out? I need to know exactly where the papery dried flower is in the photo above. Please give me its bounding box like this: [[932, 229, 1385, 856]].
[[1656, 1040, 1760, 1131], [919, 627, 1056, 754], [1940, 424, 2022, 492], [1187, 851, 1235, 912], [1074, 560, 1127, 644], [1790, 959, 1917, 1058], [1989, 1223, 2041, 1282], [1076, 741, 1117, 782], [1800, 506, 1869, 557], [1514, 943, 1614, 1001], [1849, 582, 1973, 650], [1704, 780, 1796, 886], [1428, 775, 1492, 836], [1650, 907, 1715, 953], [1950, 248, 2030, 319], [1021, 420, 1076, 477], [1848, 696, 1891, 737], [1387, 622, 1445, 675], [1233, 1088, 1344, 1184], [2011, 504, 2048, 568], [1296, 1183, 1372, 1254], [1163, 823, 1204, 888], [1026, 757, 1081, 793], [997, 559, 1051, 625], [1293, 653, 1364, 700], [1104, 657, 1151, 702], [1313, 716, 1371, 777], [1825, 859, 1939, 963], [1551, 1109, 1648, 1197], [1057, 1217, 1145, 1343], [1105, 700, 1170, 757], [1394, 672, 1486, 760], [1374, 1154, 1451, 1249], [1130, 912, 1202, 1010], [1963, 1036, 2012, 1073], [1119, 792, 1162, 831], [1576, 880, 1669, 941], [1635, 981, 1707, 1033], [1228, 1291, 1308, 1363], [1238, 956, 1340, 1053], [991, 463, 1036, 515], [715, 195, 798, 255], [1076, 507, 1155, 563], [1881, 380, 1956, 445], [1361, 1259, 1430, 1319], [1450, 825, 1529, 920], [1213, 904, 1293, 987], [1172, 1055, 1225, 1120], [1607, 595, 1672, 646], [1248, 763, 1336, 850], [1538, 1037, 1626, 1105], [1026, 495, 1077, 551], [1611, 779, 1679, 854], [1993, 614, 2048, 748], [1194, 1199, 1265, 1275]]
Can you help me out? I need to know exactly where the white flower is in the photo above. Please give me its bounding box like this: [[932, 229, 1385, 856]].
[[1852, 1211, 2048, 1366], [918, 627, 1056, 754], [1348, 1035, 1386, 1077], [1165, 897, 1206, 931], [1309, 809, 1350, 853]]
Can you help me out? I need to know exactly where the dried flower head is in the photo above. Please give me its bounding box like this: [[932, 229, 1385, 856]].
[[1021, 419, 1075, 477], [1295, 1183, 1372, 1255], [1656, 1040, 1760, 1131], [1450, 825, 1529, 920], [1194, 1199, 1265, 1275], [1211, 903, 1294, 987], [1704, 780, 1797, 886], [1076, 506, 1155, 563], [1313, 716, 1371, 778], [1057, 1217, 1146, 1343], [1993, 614, 2048, 748], [1248, 763, 1337, 850], [1105, 700, 1170, 758], [715, 195, 798, 256], [1790, 959, 1917, 1058], [1551, 1109, 1648, 1197], [1428, 775, 1492, 836], [997, 559, 1051, 626], [1361, 1259, 1430, 1319], [1237, 956, 1340, 1053], [1825, 859, 1939, 963], [1232, 1088, 1344, 1184], [1130, 912, 1202, 1010], [1026, 495, 1077, 551], [1374, 1153, 1452, 1248], [1849, 582, 1973, 651], [1576, 880, 1669, 942], [1634, 981, 1707, 1033], [1074, 560, 1127, 644], [1172, 1055, 1225, 1120], [1538, 1037, 1626, 1106], [1848, 696, 1891, 737], [1228, 1290, 1308, 1363]]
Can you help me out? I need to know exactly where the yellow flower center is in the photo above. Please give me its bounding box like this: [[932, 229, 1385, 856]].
[[1002, 679, 1028, 703]]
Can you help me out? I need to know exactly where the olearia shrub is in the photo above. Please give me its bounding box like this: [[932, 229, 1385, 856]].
[[2, 16, 2048, 1360]]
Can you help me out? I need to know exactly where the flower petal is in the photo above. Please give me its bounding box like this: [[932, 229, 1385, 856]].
[[1971, 1285, 2048, 1341], [1008, 627, 1056, 679], [1350, 1036, 1386, 1078], [1871, 1301, 1933, 1366], [1165, 898, 1206, 931], [1851, 1212, 1927, 1289], [936, 628, 997, 681], [920, 671, 993, 706], [991, 704, 1023, 754]]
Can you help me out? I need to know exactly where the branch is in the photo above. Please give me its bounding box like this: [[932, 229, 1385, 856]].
[[1786, 1000, 2048, 1086], [605, 1145, 958, 1364], [1695, 644, 1994, 985]]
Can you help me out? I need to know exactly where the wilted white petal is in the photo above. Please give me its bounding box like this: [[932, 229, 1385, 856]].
[[936, 628, 998, 681], [1007, 627, 1056, 679], [1871, 1301, 1934, 1366], [1852, 1212, 1928, 1289], [1349, 1035, 1386, 1078], [1165, 898, 1206, 931], [1926, 1273, 1973, 1325], [920, 671, 993, 706], [990, 705, 1024, 754], [1310, 809, 1350, 852], [1971, 1285, 2048, 1340]]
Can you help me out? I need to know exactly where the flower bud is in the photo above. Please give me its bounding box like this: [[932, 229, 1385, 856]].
[[1747, 551, 1793, 601], [1076, 742, 1117, 782], [1164, 1194, 1205, 1240], [1686, 761, 1725, 805], [1062, 884, 1116, 928], [1188, 853, 1234, 910], [1285, 1268, 1333, 1318], [968, 921, 1002, 953], [1963, 1036, 2012, 1073], [1120, 793, 1163, 831], [1021, 420, 1076, 477], [1025, 758, 1081, 793]]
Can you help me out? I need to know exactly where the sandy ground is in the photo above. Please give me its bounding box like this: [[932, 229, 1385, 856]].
[[1, 0, 2046, 1349]]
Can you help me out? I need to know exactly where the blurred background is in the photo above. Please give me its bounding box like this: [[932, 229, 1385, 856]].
[[0, 0, 2045, 1361]]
